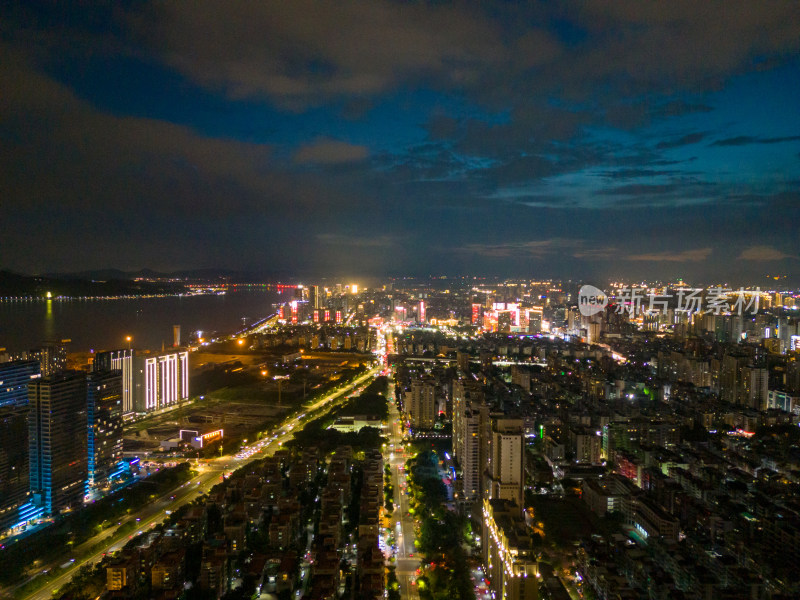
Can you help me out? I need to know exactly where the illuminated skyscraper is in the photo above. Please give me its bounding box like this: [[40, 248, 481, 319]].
[[87, 370, 123, 489], [132, 350, 189, 413], [0, 360, 42, 531], [452, 378, 489, 506], [482, 499, 539, 600], [95, 349, 134, 414], [37, 340, 69, 376], [0, 403, 31, 530], [485, 418, 524, 508], [471, 303, 482, 326], [526, 307, 543, 333], [458, 406, 487, 503], [743, 366, 769, 411], [408, 379, 436, 429], [28, 371, 88, 515], [311, 285, 322, 309], [0, 359, 41, 407]]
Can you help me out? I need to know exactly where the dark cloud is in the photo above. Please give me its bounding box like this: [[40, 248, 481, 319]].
[[655, 132, 706, 149], [316, 234, 397, 248], [551, 1, 800, 91], [0, 51, 372, 272], [426, 115, 461, 142], [626, 248, 712, 262], [737, 246, 797, 261], [339, 97, 374, 121], [654, 100, 714, 118], [598, 168, 684, 179], [596, 184, 678, 196], [293, 139, 369, 165], [131, 1, 800, 153], [1, 3, 799, 280], [453, 239, 582, 259], [710, 135, 800, 146], [137, 1, 507, 107]]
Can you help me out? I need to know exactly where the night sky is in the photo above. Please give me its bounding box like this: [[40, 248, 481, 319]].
[[1, 2, 799, 283]]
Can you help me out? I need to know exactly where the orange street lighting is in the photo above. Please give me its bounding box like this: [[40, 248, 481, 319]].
[[237, 338, 245, 345]]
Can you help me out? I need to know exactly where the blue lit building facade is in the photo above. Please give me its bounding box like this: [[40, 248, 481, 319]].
[[87, 370, 124, 490], [28, 371, 88, 515], [0, 359, 42, 530], [0, 359, 40, 407]]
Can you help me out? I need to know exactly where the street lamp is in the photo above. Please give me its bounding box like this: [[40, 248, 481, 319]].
[[126, 336, 132, 350]]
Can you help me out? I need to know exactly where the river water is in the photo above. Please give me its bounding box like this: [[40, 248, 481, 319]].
[[0, 291, 285, 353]]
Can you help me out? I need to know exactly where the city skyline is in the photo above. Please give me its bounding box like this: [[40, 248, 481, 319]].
[[1, 3, 799, 282], [2, 273, 800, 598]]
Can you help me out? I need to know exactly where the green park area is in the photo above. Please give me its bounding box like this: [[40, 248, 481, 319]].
[[406, 450, 475, 600], [285, 376, 390, 454]]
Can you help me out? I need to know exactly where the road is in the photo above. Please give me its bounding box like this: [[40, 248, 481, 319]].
[[386, 384, 420, 600], [14, 365, 381, 600]]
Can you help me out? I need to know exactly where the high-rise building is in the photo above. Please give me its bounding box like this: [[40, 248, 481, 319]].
[[133, 350, 189, 413], [458, 406, 485, 503], [38, 340, 69, 376], [87, 370, 124, 489], [471, 303, 482, 326], [788, 360, 800, 393], [743, 366, 769, 411], [0, 360, 43, 532], [486, 418, 524, 508], [526, 307, 543, 334], [311, 285, 322, 309], [453, 378, 490, 506], [571, 427, 602, 464], [95, 349, 134, 414], [0, 359, 41, 407], [453, 378, 481, 465], [720, 353, 748, 405], [482, 499, 539, 600], [0, 403, 31, 530], [408, 380, 436, 429], [28, 371, 88, 515], [418, 300, 426, 324], [456, 351, 470, 373]]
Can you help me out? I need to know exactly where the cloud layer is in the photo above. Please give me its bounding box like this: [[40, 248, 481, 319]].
[[0, 2, 799, 282]]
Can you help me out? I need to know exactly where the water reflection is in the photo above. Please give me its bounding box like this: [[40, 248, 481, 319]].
[[0, 291, 278, 352], [44, 298, 54, 341]]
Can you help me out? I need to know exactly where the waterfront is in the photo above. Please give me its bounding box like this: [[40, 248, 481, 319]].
[[0, 291, 284, 353]]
